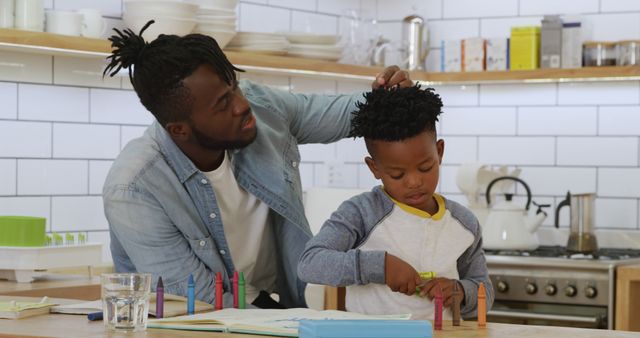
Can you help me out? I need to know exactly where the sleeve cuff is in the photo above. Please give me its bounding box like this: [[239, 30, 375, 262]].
[[357, 250, 386, 284], [458, 279, 479, 317]]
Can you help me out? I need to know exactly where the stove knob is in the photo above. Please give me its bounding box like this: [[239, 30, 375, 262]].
[[585, 286, 598, 299], [525, 283, 537, 295], [564, 285, 577, 297], [544, 284, 557, 296], [496, 281, 509, 293]]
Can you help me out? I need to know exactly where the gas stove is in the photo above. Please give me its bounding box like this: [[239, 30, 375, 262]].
[[485, 245, 640, 260], [484, 246, 640, 329]]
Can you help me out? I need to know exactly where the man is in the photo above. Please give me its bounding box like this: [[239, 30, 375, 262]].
[[102, 21, 414, 308]]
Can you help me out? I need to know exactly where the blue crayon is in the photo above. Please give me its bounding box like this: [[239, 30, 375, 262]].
[[187, 274, 195, 315]]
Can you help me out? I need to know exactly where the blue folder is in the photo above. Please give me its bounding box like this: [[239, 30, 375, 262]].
[[298, 320, 432, 338]]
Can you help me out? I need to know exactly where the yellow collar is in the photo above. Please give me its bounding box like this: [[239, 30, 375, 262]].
[[384, 190, 446, 220]]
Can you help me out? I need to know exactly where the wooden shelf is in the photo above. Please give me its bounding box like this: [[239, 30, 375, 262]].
[[2, 28, 640, 84]]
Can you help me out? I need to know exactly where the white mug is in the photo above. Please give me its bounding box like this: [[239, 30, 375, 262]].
[[77, 8, 105, 38], [0, 0, 13, 28], [45, 10, 82, 36], [15, 0, 44, 32]]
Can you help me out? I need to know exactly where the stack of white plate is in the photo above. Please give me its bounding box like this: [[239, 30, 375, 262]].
[[226, 32, 289, 55], [284, 32, 341, 61], [192, 0, 238, 48], [123, 1, 198, 41]]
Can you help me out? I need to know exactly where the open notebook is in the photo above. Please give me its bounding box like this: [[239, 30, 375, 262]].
[[51, 293, 212, 318], [148, 308, 411, 337], [0, 299, 55, 319]]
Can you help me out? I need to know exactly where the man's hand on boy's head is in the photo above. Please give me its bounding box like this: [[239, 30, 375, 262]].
[[373, 65, 413, 90], [384, 253, 422, 296], [419, 277, 464, 307]]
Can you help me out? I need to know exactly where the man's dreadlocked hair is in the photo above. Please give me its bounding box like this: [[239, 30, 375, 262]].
[[349, 84, 443, 142], [103, 20, 244, 126]]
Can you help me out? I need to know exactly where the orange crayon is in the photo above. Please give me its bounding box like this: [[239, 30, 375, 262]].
[[478, 282, 486, 328]]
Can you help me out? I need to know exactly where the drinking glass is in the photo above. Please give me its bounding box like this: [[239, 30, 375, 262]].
[[101, 273, 151, 332]]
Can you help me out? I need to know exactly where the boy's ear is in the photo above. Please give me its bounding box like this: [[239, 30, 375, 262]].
[[436, 139, 445, 164], [365, 156, 382, 179]]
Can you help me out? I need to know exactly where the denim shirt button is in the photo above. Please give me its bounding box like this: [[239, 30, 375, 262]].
[[292, 161, 298, 168], [200, 179, 208, 184], [219, 249, 226, 255], [199, 240, 206, 247], [209, 213, 216, 219]]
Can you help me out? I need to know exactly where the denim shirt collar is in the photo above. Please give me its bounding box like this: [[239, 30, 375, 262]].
[[149, 121, 200, 184]]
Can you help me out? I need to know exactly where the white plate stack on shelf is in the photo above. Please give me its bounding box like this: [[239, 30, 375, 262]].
[[191, 0, 238, 48], [123, 1, 198, 41], [284, 32, 341, 61], [226, 32, 289, 55]]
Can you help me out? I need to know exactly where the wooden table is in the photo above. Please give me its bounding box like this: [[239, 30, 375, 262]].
[[2, 313, 639, 338]]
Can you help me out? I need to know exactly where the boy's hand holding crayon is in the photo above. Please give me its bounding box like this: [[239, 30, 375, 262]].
[[418, 278, 465, 307], [384, 253, 422, 296]]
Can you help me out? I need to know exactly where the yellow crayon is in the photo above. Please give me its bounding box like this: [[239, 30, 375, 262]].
[[419, 271, 436, 279], [414, 272, 437, 296], [478, 282, 486, 328]]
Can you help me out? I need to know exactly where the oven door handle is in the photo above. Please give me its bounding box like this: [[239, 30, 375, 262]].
[[487, 310, 599, 324]]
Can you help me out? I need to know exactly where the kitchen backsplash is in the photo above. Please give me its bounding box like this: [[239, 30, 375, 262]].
[[1, 0, 640, 262]]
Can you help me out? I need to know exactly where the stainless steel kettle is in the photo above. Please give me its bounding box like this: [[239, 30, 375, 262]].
[[400, 15, 428, 70], [555, 191, 598, 253]]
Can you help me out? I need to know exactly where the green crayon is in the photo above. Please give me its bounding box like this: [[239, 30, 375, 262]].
[[238, 272, 246, 309], [415, 271, 437, 295]]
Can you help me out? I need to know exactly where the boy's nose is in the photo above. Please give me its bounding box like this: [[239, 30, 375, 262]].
[[405, 175, 422, 189]]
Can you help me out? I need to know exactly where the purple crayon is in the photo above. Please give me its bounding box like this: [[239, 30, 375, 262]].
[[156, 276, 164, 319]]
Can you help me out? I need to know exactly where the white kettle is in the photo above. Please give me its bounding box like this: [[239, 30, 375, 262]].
[[482, 176, 549, 251]]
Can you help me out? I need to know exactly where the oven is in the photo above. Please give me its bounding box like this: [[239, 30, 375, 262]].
[[485, 246, 640, 330]]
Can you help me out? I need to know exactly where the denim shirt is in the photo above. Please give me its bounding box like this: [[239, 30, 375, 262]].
[[104, 80, 362, 307]]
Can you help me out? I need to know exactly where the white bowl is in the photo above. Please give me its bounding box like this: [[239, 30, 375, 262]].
[[197, 7, 235, 16], [193, 29, 236, 48], [123, 14, 197, 40], [124, 1, 199, 18], [192, 0, 237, 10], [196, 15, 236, 24], [196, 22, 235, 30]]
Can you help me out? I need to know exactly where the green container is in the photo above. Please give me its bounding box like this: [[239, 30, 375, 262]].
[[0, 216, 46, 247]]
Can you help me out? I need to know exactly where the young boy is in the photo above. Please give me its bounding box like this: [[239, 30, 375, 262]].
[[297, 85, 493, 320]]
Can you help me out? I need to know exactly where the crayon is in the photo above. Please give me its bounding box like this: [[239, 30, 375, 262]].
[[87, 311, 103, 321], [434, 287, 443, 330], [215, 272, 223, 310], [187, 274, 195, 315], [233, 271, 239, 309], [478, 282, 486, 328], [156, 276, 164, 319], [452, 281, 461, 326], [415, 271, 437, 295], [238, 272, 246, 309]]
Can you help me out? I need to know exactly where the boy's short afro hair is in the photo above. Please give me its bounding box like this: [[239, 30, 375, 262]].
[[349, 84, 443, 141]]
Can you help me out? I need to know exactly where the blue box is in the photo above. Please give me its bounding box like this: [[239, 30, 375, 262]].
[[298, 320, 432, 338]]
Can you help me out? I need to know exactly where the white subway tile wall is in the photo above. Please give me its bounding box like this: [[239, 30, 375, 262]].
[[2, 0, 640, 266]]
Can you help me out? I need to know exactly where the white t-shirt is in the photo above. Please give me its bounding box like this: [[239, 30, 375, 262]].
[[346, 194, 475, 320], [203, 151, 276, 303]]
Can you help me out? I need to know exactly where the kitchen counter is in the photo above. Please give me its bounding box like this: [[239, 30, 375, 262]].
[[616, 264, 640, 331], [0, 274, 100, 300], [1, 313, 639, 338]]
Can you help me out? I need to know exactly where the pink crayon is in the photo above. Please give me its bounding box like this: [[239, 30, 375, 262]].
[[434, 287, 443, 330], [233, 271, 239, 309], [215, 272, 223, 310]]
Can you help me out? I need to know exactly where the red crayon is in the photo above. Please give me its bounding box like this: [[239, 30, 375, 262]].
[[215, 272, 223, 310], [233, 271, 239, 309], [434, 287, 443, 330]]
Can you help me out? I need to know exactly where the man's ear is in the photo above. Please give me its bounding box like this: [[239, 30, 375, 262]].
[[165, 121, 190, 142], [365, 156, 382, 179], [436, 139, 445, 164]]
